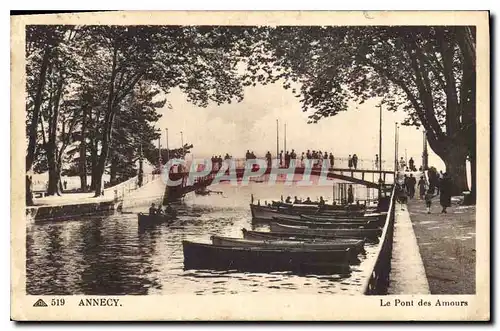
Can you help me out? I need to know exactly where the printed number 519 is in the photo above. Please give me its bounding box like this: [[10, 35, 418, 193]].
[[51, 298, 65, 306]]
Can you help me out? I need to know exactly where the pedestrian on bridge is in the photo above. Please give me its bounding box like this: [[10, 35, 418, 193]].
[[352, 154, 358, 169], [409, 157, 416, 171], [348, 155, 353, 169], [285, 151, 290, 167], [279, 150, 283, 167], [329, 153, 334, 168], [375, 154, 379, 169], [399, 157, 406, 171], [290, 149, 297, 166], [265, 151, 272, 167]]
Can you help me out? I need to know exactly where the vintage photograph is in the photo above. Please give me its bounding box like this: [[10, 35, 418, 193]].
[[12, 11, 489, 321]]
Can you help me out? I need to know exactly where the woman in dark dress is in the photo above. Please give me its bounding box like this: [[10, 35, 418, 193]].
[[439, 172, 452, 213]]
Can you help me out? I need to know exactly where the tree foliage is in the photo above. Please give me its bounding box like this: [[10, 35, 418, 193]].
[[243, 25, 476, 197]]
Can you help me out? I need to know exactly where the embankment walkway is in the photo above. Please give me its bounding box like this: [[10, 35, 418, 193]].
[[388, 202, 430, 294], [406, 198, 476, 294]]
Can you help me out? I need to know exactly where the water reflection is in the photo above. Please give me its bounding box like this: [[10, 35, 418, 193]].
[[26, 182, 378, 295]]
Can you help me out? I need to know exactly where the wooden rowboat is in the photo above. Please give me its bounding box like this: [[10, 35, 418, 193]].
[[210, 235, 365, 254], [242, 228, 379, 244], [270, 222, 382, 239], [272, 201, 367, 211], [300, 212, 386, 222], [250, 204, 368, 221], [137, 213, 175, 226], [182, 240, 354, 274], [272, 217, 380, 229]]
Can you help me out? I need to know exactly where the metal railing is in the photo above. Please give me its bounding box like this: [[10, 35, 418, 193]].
[[104, 173, 156, 201], [361, 185, 396, 295]]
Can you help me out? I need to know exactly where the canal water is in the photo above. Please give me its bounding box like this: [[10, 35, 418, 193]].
[[26, 180, 379, 295]]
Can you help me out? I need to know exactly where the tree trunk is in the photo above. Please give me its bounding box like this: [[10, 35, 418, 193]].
[[79, 106, 88, 192], [90, 143, 98, 191], [138, 150, 143, 187], [46, 144, 61, 196], [442, 147, 469, 196], [94, 136, 110, 197], [26, 43, 51, 205], [45, 77, 63, 196], [110, 155, 118, 184], [94, 42, 118, 197], [26, 43, 51, 171]]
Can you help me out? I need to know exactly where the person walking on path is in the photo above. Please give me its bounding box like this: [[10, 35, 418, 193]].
[[348, 155, 353, 169], [329, 153, 334, 168], [439, 172, 452, 213], [408, 174, 416, 199], [424, 189, 437, 214], [418, 176, 426, 199]]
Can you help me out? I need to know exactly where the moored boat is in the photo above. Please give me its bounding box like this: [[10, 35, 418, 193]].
[[182, 240, 354, 274], [272, 217, 380, 229], [272, 201, 367, 211], [210, 235, 365, 254], [270, 222, 382, 239], [250, 203, 369, 221], [300, 213, 386, 222], [242, 228, 378, 243], [138, 213, 175, 226]]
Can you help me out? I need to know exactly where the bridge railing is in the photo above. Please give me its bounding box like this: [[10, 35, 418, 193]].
[[361, 185, 396, 295], [201, 158, 390, 171]]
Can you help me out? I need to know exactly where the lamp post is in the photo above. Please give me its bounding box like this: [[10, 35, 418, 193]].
[[378, 103, 383, 198], [422, 129, 429, 170], [165, 128, 169, 162], [378, 103, 383, 180], [394, 122, 398, 173], [276, 119, 279, 160], [180, 131, 184, 159]]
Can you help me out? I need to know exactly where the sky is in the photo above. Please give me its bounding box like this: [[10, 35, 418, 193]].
[[155, 83, 446, 171]]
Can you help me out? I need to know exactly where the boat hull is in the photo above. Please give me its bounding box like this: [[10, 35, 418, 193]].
[[211, 236, 365, 254], [300, 213, 385, 222], [137, 213, 174, 226], [250, 204, 369, 221], [270, 222, 382, 239], [242, 228, 379, 243], [182, 240, 354, 274], [272, 217, 381, 229]]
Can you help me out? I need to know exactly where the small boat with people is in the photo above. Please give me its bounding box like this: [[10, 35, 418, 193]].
[[138, 203, 177, 226], [300, 212, 386, 222], [182, 240, 355, 274], [210, 235, 365, 254], [250, 203, 370, 221], [270, 222, 382, 239]]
